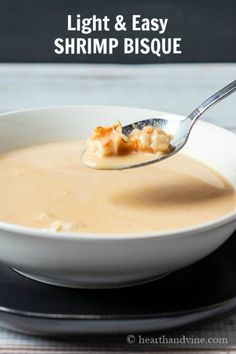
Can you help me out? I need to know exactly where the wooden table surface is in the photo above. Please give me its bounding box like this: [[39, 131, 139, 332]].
[[0, 63, 235, 353]]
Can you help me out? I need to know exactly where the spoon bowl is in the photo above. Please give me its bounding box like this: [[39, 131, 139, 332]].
[[82, 118, 190, 170], [83, 80, 236, 170]]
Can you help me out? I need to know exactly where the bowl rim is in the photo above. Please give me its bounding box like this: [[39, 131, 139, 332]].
[[0, 104, 235, 242], [0, 104, 185, 120]]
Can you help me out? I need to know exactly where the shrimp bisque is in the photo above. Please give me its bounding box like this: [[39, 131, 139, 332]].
[[0, 140, 235, 234], [83, 121, 173, 169]]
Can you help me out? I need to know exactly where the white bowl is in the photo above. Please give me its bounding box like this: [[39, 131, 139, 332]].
[[0, 105, 235, 289]]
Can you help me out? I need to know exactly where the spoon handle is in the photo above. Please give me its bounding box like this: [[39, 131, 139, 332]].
[[187, 80, 236, 124]]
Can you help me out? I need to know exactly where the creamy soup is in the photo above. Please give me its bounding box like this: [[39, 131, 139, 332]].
[[0, 140, 235, 234]]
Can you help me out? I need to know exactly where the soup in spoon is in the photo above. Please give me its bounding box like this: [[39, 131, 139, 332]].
[[83, 121, 174, 169]]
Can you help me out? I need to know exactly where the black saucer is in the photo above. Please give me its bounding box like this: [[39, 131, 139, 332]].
[[0, 232, 236, 336]]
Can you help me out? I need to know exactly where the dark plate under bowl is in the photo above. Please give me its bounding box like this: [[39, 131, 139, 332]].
[[0, 232, 236, 336]]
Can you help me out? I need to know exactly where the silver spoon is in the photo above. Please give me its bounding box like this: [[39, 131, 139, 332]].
[[84, 80, 236, 170], [121, 80, 236, 169]]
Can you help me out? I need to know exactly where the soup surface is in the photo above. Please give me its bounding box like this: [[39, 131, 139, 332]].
[[0, 140, 235, 234]]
